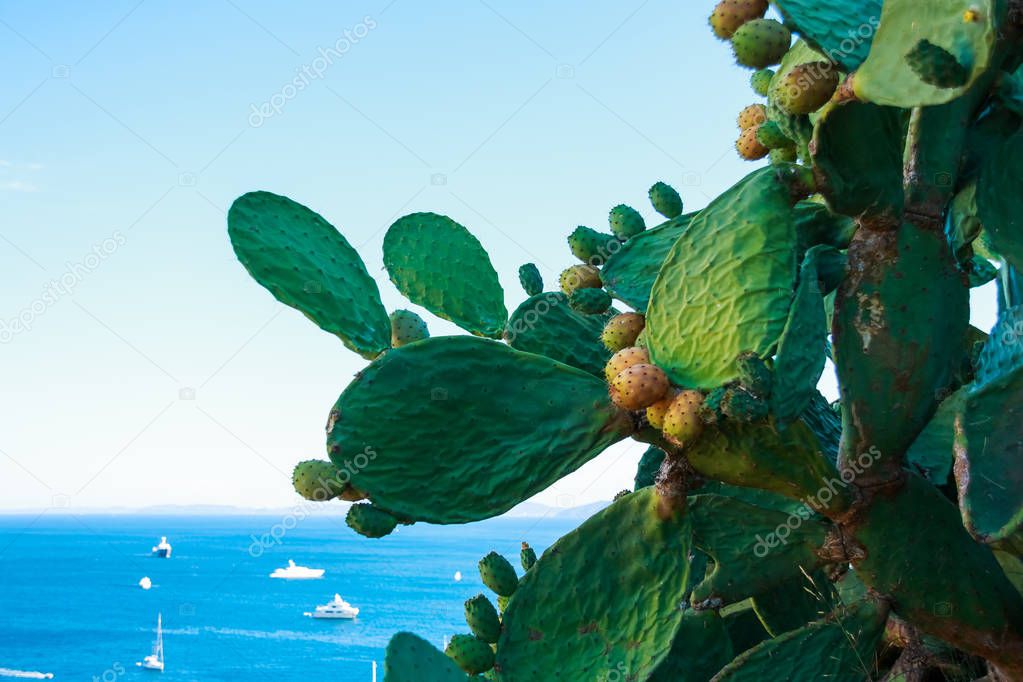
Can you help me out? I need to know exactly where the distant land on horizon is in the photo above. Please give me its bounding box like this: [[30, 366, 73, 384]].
[[0, 499, 611, 519]]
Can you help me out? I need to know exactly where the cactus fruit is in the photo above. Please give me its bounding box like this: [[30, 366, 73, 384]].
[[464, 594, 502, 643], [520, 542, 536, 571], [518, 263, 543, 296], [736, 126, 770, 160], [709, 0, 769, 40], [389, 309, 429, 347], [608, 363, 670, 410], [731, 19, 791, 69], [662, 390, 706, 446], [292, 459, 346, 501], [558, 264, 602, 295], [568, 287, 612, 314], [905, 39, 969, 89], [645, 388, 679, 430], [604, 346, 650, 382], [345, 503, 399, 538], [601, 312, 645, 352], [770, 146, 798, 164], [737, 103, 768, 130], [754, 120, 792, 150], [479, 551, 518, 597], [775, 62, 840, 115], [609, 204, 646, 240], [648, 181, 684, 219], [750, 68, 774, 96], [444, 634, 495, 675], [567, 225, 617, 265]]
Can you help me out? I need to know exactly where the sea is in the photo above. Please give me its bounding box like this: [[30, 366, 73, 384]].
[[0, 512, 581, 681]]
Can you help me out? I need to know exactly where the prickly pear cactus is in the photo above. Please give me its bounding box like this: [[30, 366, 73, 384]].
[[225, 2, 1023, 678]]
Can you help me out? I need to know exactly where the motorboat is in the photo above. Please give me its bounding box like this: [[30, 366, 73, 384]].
[[269, 559, 324, 580], [136, 613, 165, 672], [139, 576, 152, 590], [151, 537, 172, 558], [304, 594, 359, 619]]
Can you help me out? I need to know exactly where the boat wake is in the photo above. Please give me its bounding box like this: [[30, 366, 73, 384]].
[[0, 669, 54, 679]]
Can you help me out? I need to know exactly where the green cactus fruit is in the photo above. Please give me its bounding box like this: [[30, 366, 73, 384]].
[[520, 542, 537, 571], [604, 346, 650, 382], [389, 309, 429, 348], [518, 263, 543, 296], [709, 0, 769, 40], [345, 503, 399, 538], [568, 287, 612, 314], [736, 126, 769, 161], [464, 594, 502, 643], [646, 388, 679, 430], [648, 181, 684, 219], [601, 312, 646, 352], [292, 459, 346, 501], [770, 146, 798, 164], [750, 68, 774, 96], [479, 551, 518, 597], [609, 204, 646, 240], [609, 363, 670, 411], [731, 19, 791, 69], [444, 634, 494, 675], [737, 103, 767, 130], [775, 61, 840, 115], [753, 120, 792, 150], [662, 390, 706, 446], [559, 264, 602, 295], [736, 352, 773, 398], [720, 388, 769, 423], [568, 225, 618, 266], [905, 39, 969, 89]]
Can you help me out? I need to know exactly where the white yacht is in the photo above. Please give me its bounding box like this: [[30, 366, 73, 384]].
[[139, 576, 152, 590], [269, 559, 324, 580], [304, 594, 359, 619], [136, 613, 165, 672], [151, 537, 172, 558]]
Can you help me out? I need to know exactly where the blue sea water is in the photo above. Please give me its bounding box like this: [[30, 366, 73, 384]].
[[0, 513, 579, 681]]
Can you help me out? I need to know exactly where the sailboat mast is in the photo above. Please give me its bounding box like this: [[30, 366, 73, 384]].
[[156, 613, 164, 661]]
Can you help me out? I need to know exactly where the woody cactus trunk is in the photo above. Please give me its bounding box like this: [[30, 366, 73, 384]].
[[226, 1, 1023, 679]]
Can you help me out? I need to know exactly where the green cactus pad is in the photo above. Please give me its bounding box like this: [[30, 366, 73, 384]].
[[568, 287, 612, 315], [904, 387, 964, 485], [906, 39, 970, 88], [600, 213, 695, 312], [227, 191, 391, 359], [793, 201, 856, 250], [328, 337, 633, 524], [389, 309, 429, 348], [721, 603, 771, 655], [634, 446, 665, 489], [383, 213, 507, 338], [464, 594, 501, 643], [956, 308, 1023, 542], [978, 132, 1023, 274], [647, 167, 801, 388], [770, 245, 831, 428], [688, 493, 828, 608], [686, 420, 850, 514], [496, 488, 690, 680], [811, 101, 905, 220], [517, 263, 542, 296], [752, 570, 836, 637], [648, 181, 684, 219], [853, 0, 999, 107], [711, 600, 887, 681], [505, 292, 615, 378], [771, 0, 882, 70], [383, 632, 469, 682], [799, 391, 841, 465], [647, 610, 734, 682]]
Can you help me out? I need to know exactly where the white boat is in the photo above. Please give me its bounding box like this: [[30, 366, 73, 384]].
[[136, 613, 165, 672], [269, 559, 324, 580], [139, 576, 152, 590], [151, 537, 172, 558], [304, 594, 359, 619]]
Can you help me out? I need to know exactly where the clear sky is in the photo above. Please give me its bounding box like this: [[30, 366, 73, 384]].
[[0, 1, 999, 512]]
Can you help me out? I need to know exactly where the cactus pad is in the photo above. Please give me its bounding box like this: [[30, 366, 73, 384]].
[[600, 213, 695, 311], [496, 488, 691, 680], [517, 263, 543, 296], [383, 213, 507, 338], [648, 610, 735, 681], [383, 632, 468, 682], [227, 191, 390, 359], [568, 287, 612, 314], [505, 292, 615, 377], [328, 337, 633, 524], [634, 446, 665, 489], [978, 132, 1023, 274], [771, 0, 882, 70]]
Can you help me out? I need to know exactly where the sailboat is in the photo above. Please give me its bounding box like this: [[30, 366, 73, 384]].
[[136, 613, 165, 672]]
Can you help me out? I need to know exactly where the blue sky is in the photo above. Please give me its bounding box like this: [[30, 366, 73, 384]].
[[0, 1, 999, 512]]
